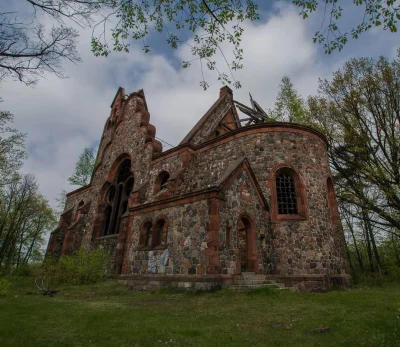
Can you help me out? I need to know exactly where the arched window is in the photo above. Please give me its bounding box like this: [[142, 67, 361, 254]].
[[152, 219, 167, 248], [153, 171, 170, 194], [270, 166, 307, 221], [101, 159, 134, 236], [276, 170, 298, 215], [139, 222, 153, 249]]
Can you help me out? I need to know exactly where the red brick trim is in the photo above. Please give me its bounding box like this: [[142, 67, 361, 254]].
[[106, 153, 132, 181], [131, 188, 221, 214], [268, 163, 308, 222], [153, 122, 327, 164], [237, 213, 259, 273]]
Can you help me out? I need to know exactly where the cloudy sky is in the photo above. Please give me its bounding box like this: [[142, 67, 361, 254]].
[[1, 1, 399, 208]]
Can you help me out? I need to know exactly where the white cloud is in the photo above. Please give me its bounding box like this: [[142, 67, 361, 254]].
[[1, 2, 398, 208]]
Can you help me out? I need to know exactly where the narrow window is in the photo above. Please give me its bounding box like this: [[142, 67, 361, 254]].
[[154, 171, 170, 194], [276, 171, 298, 214], [152, 219, 166, 247], [226, 227, 232, 246], [145, 223, 152, 247]]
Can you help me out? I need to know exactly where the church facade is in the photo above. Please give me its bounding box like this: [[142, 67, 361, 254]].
[[46, 86, 351, 292]]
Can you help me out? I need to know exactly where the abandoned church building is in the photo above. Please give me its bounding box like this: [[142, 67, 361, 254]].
[[46, 86, 351, 292]]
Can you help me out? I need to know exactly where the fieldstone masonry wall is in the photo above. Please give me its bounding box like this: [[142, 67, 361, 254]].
[[47, 86, 351, 292]]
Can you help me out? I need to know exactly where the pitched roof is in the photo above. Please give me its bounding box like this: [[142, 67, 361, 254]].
[[179, 88, 240, 145]]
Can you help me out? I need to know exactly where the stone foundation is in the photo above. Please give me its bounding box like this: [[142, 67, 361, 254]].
[[268, 274, 352, 292], [119, 274, 233, 291]]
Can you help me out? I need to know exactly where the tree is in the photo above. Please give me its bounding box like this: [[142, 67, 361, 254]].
[[2, 1, 399, 88], [0, 102, 26, 186], [269, 76, 308, 123], [68, 147, 95, 187], [0, 174, 56, 267], [293, 0, 400, 54], [55, 189, 68, 218], [307, 53, 400, 233], [0, 1, 91, 85]]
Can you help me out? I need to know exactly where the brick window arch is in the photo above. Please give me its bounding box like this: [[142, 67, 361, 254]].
[[153, 171, 170, 194], [269, 164, 307, 221], [101, 159, 134, 236]]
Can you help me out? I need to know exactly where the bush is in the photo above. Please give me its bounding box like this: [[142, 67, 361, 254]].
[[57, 249, 111, 285], [0, 277, 10, 296], [37, 249, 111, 287]]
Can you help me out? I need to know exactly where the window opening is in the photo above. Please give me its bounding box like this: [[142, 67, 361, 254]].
[[117, 159, 132, 183], [276, 172, 298, 214], [125, 177, 134, 196], [107, 185, 116, 203], [101, 159, 133, 236], [160, 173, 169, 189], [145, 223, 152, 247], [152, 219, 165, 247], [104, 206, 112, 236], [226, 227, 232, 246], [154, 171, 170, 194]]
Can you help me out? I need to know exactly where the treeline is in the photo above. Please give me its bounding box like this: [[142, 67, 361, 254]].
[[0, 104, 56, 269], [270, 51, 400, 281]]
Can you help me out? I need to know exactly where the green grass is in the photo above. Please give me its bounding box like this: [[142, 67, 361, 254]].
[[0, 277, 399, 346]]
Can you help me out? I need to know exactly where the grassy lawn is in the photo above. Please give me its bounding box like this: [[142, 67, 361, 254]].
[[0, 278, 399, 347]]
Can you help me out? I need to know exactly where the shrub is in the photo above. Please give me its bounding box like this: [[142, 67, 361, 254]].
[[58, 249, 110, 285], [43, 249, 111, 286], [0, 277, 10, 296]]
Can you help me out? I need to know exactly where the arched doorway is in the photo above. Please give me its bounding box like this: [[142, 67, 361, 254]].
[[237, 215, 257, 272]]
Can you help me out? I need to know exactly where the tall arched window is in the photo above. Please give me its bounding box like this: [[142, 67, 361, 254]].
[[153, 171, 170, 194], [102, 159, 134, 236], [270, 165, 307, 221], [276, 170, 298, 215]]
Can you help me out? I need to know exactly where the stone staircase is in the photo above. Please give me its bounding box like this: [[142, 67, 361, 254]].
[[228, 272, 295, 291]]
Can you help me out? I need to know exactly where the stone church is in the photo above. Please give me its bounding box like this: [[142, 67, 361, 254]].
[[46, 86, 351, 292]]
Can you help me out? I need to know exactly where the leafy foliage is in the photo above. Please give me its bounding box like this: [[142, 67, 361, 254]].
[[0, 174, 57, 268], [292, 0, 400, 54], [0, 102, 26, 186], [0, 277, 9, 296], [307, 54, 400, 232], [37, 249, 111, 287], [269, 76, 309, 123], [68, 147, 95, 187], [2, 1, 399, 87]]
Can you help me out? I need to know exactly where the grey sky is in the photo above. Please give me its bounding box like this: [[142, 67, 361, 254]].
[[1, 1, 398, 207]]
